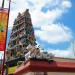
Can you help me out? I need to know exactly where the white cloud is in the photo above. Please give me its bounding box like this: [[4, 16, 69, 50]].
[[61, 0, 72, 9], [47, 49, 75, 58], [31, 9, 63, 27], [35, 24, 73, 44], [6, 0, 72, 29], [28, 0, 72, 27], [47, 41, 75, 58], [0, 0, 2, 7]]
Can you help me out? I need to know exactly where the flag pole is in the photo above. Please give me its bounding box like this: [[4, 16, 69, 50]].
[[1, 0, 5, 74], [2, 0, 5, 8], [2, 0, 11, 75]]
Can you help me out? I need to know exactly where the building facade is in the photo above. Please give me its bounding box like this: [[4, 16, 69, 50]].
[[7, 9, 36, 60]]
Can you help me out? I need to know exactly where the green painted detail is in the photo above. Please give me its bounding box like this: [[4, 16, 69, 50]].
[[0, 22, 4, 32]]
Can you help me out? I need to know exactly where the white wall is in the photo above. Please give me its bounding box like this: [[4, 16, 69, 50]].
[[22, 72, 75, 75]]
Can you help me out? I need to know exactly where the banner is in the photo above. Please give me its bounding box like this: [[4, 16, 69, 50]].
[[0, 8, 8, 51]]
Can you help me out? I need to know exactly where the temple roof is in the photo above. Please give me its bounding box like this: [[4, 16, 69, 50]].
[[14, 59, 75, 75]]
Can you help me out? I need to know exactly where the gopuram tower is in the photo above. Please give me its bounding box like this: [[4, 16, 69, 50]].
[[7, 9, 36, 60]]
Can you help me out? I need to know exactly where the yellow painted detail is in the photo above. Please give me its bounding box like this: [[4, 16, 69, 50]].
[[8, 66, 17, 74]]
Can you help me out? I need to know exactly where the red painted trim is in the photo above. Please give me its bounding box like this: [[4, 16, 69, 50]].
[[14, 60, 75, 75]]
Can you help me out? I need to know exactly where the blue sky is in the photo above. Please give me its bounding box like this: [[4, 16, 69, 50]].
[[0, 0, 75, 59]]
